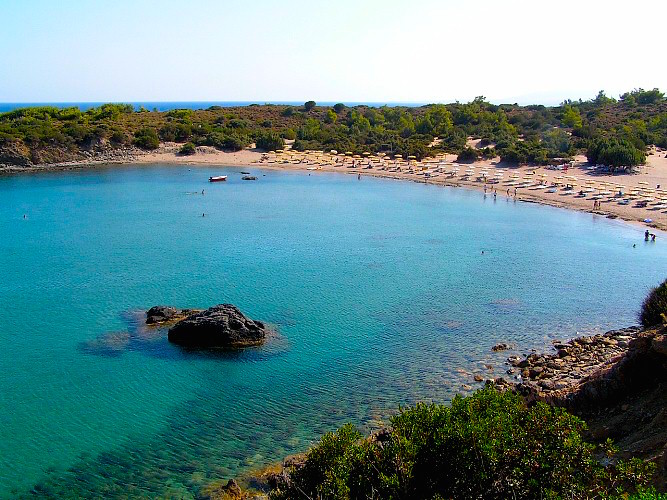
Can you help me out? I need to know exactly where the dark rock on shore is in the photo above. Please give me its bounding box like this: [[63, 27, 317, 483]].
[[168, 304, 268, 348]]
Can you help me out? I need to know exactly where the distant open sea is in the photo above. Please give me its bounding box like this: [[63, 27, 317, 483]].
[[0, 101, 426, 112]]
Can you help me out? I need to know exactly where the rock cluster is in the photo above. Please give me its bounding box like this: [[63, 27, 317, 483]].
[[494, 325, 667, 489], [502, 327, 642, 406]]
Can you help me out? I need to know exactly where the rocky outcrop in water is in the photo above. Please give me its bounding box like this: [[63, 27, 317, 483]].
[[167, 304, 268, 348]]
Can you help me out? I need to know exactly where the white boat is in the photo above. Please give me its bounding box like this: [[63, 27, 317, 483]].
[[209, 176, 227, 182]]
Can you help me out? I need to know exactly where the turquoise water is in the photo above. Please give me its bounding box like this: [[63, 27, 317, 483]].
[[0, 165, 665, 498]]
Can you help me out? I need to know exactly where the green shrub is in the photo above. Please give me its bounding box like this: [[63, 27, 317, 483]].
[[639, 278, 667, 327], [255, 132, 284, 151], [304, 100, 316, 112], [457, 146, 478, 163], [179, 142, 196, 155], [133, 128, 160, 150], [272, 387, 655, 500], [280, 128, 296, 140]]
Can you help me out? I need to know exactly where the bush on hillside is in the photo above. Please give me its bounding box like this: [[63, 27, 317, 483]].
[[255, 132, 284, 151], [639, 278, 667, 327], [133, 128, 160, 150], [271, 387, 655, 500], [178, 142, 196, 155]]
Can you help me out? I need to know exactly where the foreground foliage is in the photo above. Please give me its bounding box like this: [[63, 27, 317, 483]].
[[272, 387, 656, 499], [0, 90, 665, 167], [640, 278, 667, 327]]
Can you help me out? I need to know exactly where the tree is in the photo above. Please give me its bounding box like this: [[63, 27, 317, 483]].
[[255, 131, 284, 151], [587, 137, 645, 170], [324, 109, 337, 124], [561, 104, 583, 128], [457, 146, 478, 163], [333, 103, 346, 113], [621, 88, 665, 106], [304, 101, 316, 112]]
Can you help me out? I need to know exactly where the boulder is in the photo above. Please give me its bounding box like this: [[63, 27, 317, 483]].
[[168, 304, 267, 348], [146, 306, 181, 324]]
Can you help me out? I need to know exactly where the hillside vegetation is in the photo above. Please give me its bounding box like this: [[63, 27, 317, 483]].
[[1, 89, 666, 169], [270, 387, 660, 500]]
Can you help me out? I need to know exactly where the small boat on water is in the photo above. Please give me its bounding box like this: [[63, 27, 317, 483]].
[[209, 176, 227, 182], [242, 176, 257, 181]]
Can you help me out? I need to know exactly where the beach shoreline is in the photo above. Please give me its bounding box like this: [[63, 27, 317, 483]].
[[2, 143, 666, 233]]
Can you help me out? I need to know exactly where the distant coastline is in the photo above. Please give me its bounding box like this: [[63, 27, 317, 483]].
[[0, 101, 429, 113]]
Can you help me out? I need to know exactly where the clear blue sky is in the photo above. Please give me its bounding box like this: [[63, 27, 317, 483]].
[[1, 0, 665, 104]]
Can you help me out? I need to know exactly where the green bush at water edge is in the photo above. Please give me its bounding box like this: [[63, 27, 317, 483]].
[[271, 387, 657, 500]]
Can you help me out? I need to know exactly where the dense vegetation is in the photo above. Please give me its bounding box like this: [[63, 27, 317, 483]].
[[639, 278, 667, 327], [271, 387, 658, 499], [0, 88, 665, 168]]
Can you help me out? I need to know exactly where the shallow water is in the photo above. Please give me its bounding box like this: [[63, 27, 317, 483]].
[[0, 165, 664, 498]]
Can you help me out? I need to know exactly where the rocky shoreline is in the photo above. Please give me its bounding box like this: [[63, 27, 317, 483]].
[[210, 325, 667, 499], [495, 325, 667, 490]]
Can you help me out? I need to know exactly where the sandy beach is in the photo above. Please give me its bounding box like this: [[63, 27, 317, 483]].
[[134, 142, 667, 233], [6, 141, 667, 233]]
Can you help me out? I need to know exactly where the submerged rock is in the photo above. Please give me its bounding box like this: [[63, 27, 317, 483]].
[[492, 343, 511, 352], [146, 305, 201, 325], [168, 304, 268, 348]]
